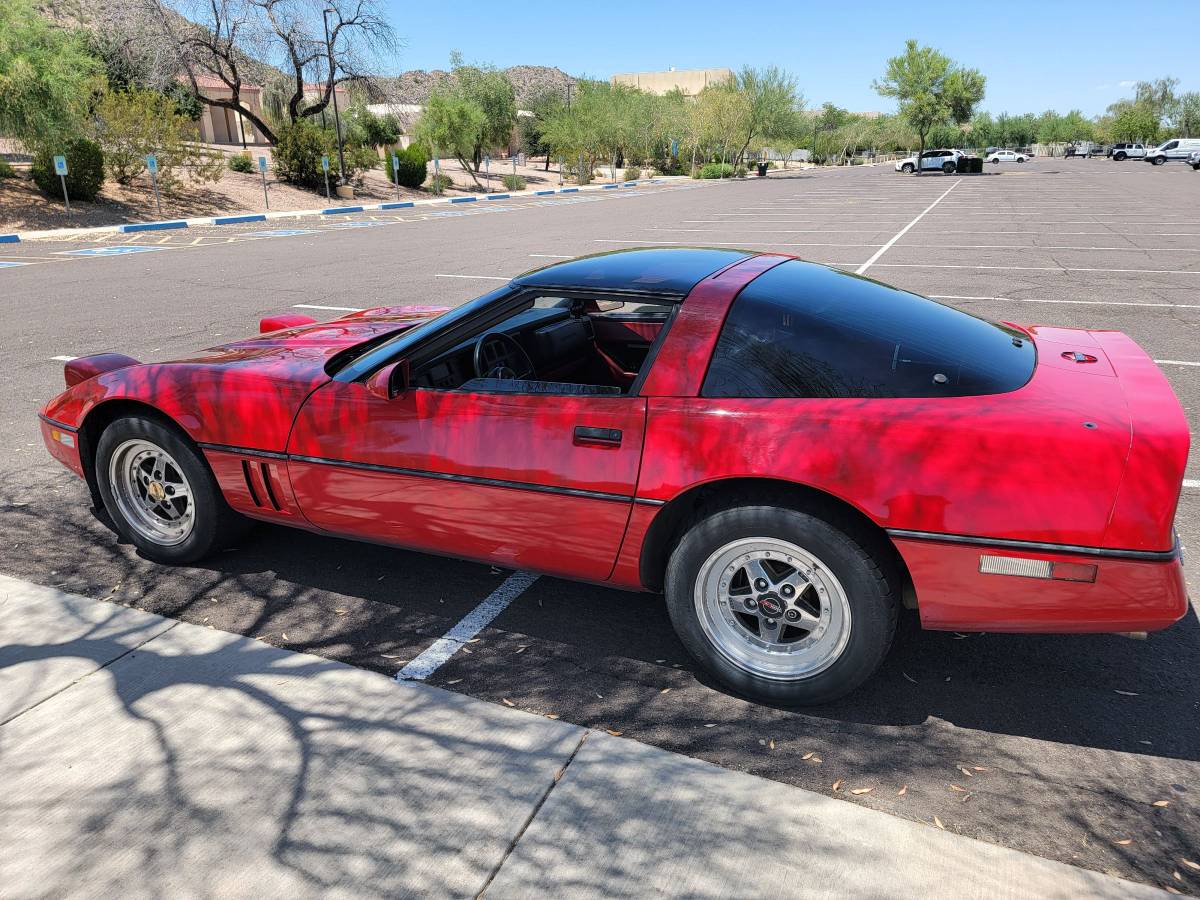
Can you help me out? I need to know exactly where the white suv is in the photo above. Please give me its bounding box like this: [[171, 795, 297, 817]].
[[1145, 138, 1200, 165], [895, 149, 963, 174], [986, 149, 1028, 164], [1109, 143, 1146, 161]]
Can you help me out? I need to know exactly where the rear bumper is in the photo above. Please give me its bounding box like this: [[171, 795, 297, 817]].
[[894, 534, 1188, 633]]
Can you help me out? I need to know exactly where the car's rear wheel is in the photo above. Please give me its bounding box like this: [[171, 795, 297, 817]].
[[1017, 157, 1025, 163], [991, 157, 999, 164], [900, 163, 914, 174], [664, 504, 898, 705], [96, 414, 247, 564], [942, 162, 955, 174]]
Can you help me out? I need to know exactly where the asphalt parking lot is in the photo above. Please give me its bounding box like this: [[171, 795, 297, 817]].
[[2, 160, 1198, 893]]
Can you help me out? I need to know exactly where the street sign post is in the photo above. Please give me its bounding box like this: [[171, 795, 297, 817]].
[[146, 155, 162, 216], [433, 156, 441, 194], [558, 156, 564, 186], [258, 156, 269, 209], [391, 153, 400, 200], [484, 155, 490, 193], [53, 155, 71, 212], [321, 155, 331, 199]]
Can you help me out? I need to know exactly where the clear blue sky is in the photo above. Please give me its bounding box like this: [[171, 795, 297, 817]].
[[380, 0, 1193, 117]]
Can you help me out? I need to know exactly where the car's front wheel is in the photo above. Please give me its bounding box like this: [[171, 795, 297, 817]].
[[1152, 156, 1167, 166], [1114, 152, 1126, 161], [96, 414, 248, 564], [900, 163, 914, 174], [664, 504, 898, 705]]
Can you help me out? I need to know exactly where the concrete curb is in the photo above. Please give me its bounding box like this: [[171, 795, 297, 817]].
[[7, 178, 673, 244]]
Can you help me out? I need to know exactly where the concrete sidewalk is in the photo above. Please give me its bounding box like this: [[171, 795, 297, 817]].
[[0, 574, 1165, 898]]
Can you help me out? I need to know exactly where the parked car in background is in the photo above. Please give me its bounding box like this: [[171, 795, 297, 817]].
[[1145, 138, 1200, 165], [895, 149, 963, 174], [986, 149, 1028, 164], [1108, 143, 1146, 161], [1065, 142, 1096, 158], [1189, 150, 1200, 171]]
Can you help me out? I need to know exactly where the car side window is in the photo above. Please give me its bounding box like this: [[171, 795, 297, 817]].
[[701, 261, 1036, 399]]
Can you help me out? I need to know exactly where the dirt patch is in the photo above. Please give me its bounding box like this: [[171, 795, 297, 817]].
[[0, 156, 572, 233]]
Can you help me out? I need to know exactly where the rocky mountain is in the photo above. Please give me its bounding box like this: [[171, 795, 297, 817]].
[[379, 65, 577, 108]]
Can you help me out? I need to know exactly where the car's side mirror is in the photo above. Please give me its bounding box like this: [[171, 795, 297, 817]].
[[365, 359, 410, 400]]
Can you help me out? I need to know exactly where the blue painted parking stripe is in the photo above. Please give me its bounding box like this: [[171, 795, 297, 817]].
[[0, 261, 29, 268], [484, 194, 510, 200], [0, 234, 19, 244], [119, 220, 188, 233], [322, 206, 364, 214], [603, 184, 619, 189], [212, 214, 267, 225], [450, 197, 477, 204], [560, 188, 579, 193], [379, 201, 415, 209], [623, 181, 638, 186], [533, 190, 555, 195]]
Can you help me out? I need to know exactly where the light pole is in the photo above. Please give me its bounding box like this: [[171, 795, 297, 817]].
[[322, 8, 347, 186]]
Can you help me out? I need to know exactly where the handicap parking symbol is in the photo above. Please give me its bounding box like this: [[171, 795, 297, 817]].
[[323, 221, 385, 229], [244, 229, 317, 237], [0, 261, 30, 268], [57, 246, 166, 257]]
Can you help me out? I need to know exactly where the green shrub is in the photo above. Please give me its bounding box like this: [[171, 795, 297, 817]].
[[385, 144, 428, 188], [95, 90, 223, 190], [228, 152, 254, 173], [622, 166, 641, 182], [0, 158, 15, 178], [31, 138, 104, 200], [341, 145, 378, 185], [501, 173, 526, 191], [697, 162, 735, 179], [427, 172, 454, 194], [272, 121, 327, 189], [734, 165, 747, 177]]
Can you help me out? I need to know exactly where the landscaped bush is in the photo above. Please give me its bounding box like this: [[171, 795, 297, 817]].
[[697, 162, 735, 179], [385, 144, 428, 188], [0, 158, 15, 178], [501, 173, 526, 191], [340, 145, 378, 185], [228, 152, 254, 173], [622, 166, 641, 181], [31, 138, 105, 200], [95, 90, 223, 191], [427, 172, 454, 194], [272, 121, 327, 189]]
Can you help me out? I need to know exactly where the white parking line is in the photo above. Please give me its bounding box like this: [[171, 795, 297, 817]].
[[396, 571, 540, 681], [434, 273, 511, 281], [292, 303, 365, 312], [1184, 480, 1200, 490], [50, 355, 77, 362], [1156, 360, 1200, 367], [932, 295, 1200, 309], [529, 254, 574, 259], [856, 180, 963, 275], [875, 263, 1200, 275]]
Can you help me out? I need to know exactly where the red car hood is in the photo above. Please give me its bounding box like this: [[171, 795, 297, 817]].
[[42, 305, 448, 455]]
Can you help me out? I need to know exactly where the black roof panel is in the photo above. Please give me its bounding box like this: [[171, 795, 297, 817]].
[[513, 248, 751, 297]]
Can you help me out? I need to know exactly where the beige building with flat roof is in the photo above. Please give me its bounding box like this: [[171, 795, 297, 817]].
[[611, 67, 732, 97]]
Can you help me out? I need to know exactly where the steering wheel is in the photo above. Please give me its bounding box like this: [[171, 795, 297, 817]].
[[473, 331, 536, 380]]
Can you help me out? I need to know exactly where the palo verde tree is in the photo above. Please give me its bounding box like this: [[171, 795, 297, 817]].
[[447, 52, 517, 171], [0, 0, 106, 151], [873, 40, 985, 173]]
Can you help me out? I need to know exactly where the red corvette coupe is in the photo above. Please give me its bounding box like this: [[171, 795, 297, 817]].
[[40, 248, 1190, 703]]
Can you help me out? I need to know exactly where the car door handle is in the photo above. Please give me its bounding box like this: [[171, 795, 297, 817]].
[[573, 426, 622, 448]]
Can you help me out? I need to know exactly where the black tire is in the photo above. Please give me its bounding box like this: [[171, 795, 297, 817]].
[[1192, 163, 1200, 171], [900, 163, 914, 174], [1152, 156, 1166, 166], [991, 158, 999, 164], [1114, 152, 1126, 161], [1017, 157, 1025, 163], [942, 162, 956, 174], [664, 504, 898, 705], [96, 414, 248, 564]]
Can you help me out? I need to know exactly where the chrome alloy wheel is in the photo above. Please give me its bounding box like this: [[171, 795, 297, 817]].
[[107, 438, 196, 546], [694, 538, 852, 681]]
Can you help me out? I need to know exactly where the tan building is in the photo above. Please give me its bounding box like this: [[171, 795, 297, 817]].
[[611, 67, 732, 97], [193, 77, 349, 147]]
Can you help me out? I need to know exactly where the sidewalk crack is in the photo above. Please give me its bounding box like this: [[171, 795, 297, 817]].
[[475, 728, 591, 898], [0, 619, 180, 728]]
